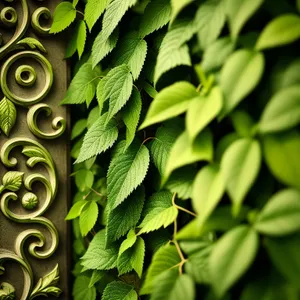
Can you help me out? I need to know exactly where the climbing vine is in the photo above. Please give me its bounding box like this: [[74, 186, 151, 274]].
[[52, 0, 300, 299]]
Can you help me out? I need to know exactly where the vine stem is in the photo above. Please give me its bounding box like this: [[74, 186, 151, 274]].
[[172, 193, 197, 217], [76, 10, 85, 19], [90, 187, 105, 198], [142, 136, 156, 145]]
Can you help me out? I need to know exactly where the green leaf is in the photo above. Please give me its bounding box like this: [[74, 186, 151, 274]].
[[139, 0, 171, 37], [140, 81, 198, 129], [71, 119, 87, 140], [226, 0, 263, 38], [81, 230, 119, 270], [88, 270, 104, 288], [192, 164, 225, 225], [256, 14, 300, 50], [73, 276, 96, 300], [230, 110, 255, 138], [76, 20, 87, 59], [164, 129, 213, 184], [17, 37, 47, 53], [221, 138, 261, 215], [265, 234, 300, 285], [209, 225, 259, 298], [122, 90, 142, 150], [119, 230, 137, 255], [79, 201, 99, 236], [107, 143, 150, 209], [150, 269, 195, 300], [61, 62, 101, 105], [117, 232, 145, 277], [259, 85, 300, 134], [85, 0, 108, 31], [102, 65, 133, 122], [101, 0, 138, 40], [220, 49, 265, 117], [262, 131, 300, 188], [141, 244, 181, 294], [106, 186, 144, 243], [186, 86, 223, 142], [150, 122, 182, 175], [102, 281, 138, 300], [91, 29, 119, 68], [75, 169, 94, 191], [0, 97, 17, 136], [166, 167, 197, 200], [194, 0, 226, 49], [201, 37, 235, 72], [255, 189, 300, 236], [76, 113, 118, 163], [114, 32, 147, 80], [50, 2, 76, 34], [2, 171, 24, 192], [138, 191, 178, 234], [154, 20, 193, 83], [170, 0, 193, 23], [65, 200, 88, 220]]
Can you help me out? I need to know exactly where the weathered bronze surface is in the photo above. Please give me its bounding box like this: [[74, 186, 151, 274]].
[[0, 1, 70, 299]]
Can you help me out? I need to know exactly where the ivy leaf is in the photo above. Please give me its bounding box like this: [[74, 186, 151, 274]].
[[88, 270, 104, 288], [226, 0, 263, 38], [150, 122, 182, 175], [81, 230, 119, 270], [71, 119, 87, 140], [221, 139, 261, 216], [85, 0, 108, 31], [138, 191, 178, 234], [254, 189, 300, 236], [73, 276, 96, 300], [151, 269, 195, 300], [262, 131, 300, 188], [209, 225, 259, 298], [164, 129, 213, 184], [192, 164, 225, 225], [0, 97, 17, 136], [230, 110, 255, 138], [186, 86, 223, 142], [140, 81, 198, 129], [101, 0, 138, 40], [76, 20, 87, 59], [114, 32, 147, 80], [91, 29, 119, 68], [102, 281, 138, 300], [122, 90, 142, 151], [107, 143, 150, 209], [220, 49, 265, 117], [65, 200, 88, 220], [259, 85, 300, 134], [76, 113, 118, 163], [256, 14, 300, 50], [75, 169, 94, 192], [139, 0, 171, 37], [50, 2, 76, 34], [154, 20, 193, 84], [141, 244, 181, 294], [265, 234, 300, 285], [106, 186, 145, 243], [170, 0, 194, 23], [201, 37, 235, 72], [2, 171, 24, 192], [79, 201, 99, 236], [61, 62, 101, 105], [194, 0, 226, 49], [17, 37, 47, 53], [102, 65, 133, 122]]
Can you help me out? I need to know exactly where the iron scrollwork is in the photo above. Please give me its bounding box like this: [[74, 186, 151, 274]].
[[0, 0, 66, 298]]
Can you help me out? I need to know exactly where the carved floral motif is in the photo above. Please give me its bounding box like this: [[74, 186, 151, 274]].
[[0, 0, 65, 299]]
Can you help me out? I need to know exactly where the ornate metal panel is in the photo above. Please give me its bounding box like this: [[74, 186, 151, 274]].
[[0, 1, 70, 299]]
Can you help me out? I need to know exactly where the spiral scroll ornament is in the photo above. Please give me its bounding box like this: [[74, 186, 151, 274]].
[[0, 0, 65, 298]]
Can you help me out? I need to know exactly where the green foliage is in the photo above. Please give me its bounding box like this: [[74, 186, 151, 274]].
[[0, 97, 17, 136], [54, 0, 300, 298]]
